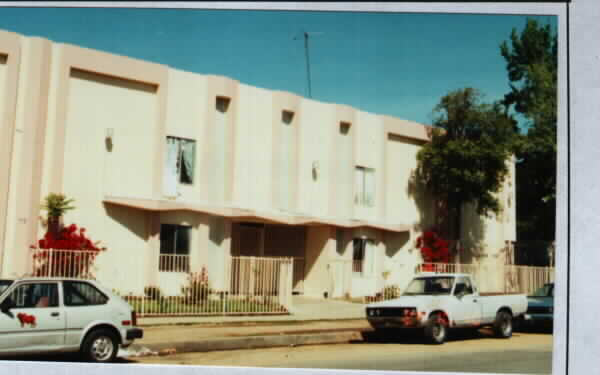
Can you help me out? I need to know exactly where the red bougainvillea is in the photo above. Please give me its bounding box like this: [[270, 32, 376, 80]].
[[416, 231, 450, 264], [30, 224, 105, 278]]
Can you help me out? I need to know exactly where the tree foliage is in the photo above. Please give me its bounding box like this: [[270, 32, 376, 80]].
[[416, 88, 517, 239], [500, 19, 557, 241]]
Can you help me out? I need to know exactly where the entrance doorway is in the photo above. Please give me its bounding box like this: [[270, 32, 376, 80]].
[[231, 223, 306, 293]]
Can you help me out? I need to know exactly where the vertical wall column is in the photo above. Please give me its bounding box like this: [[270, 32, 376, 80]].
[[328, 106, 356, 218], [201, 76, 238, 204], [4, 37, 53, 276], [146, 212, 161, 286], [0, 31, 21, 275], [271, 92, 301, 212]]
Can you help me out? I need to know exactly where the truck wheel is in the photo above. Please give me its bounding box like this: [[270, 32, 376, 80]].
[[493, 311, 513, 338], [424, 313, 447, 344], [81, 328, 119, 362]]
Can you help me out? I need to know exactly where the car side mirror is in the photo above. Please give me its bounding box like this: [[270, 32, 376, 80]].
[[0, 298, 15, 313], [456, 291, 466, 299]]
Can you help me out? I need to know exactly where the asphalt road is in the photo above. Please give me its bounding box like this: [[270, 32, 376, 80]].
[[131, 329, 553, 374]]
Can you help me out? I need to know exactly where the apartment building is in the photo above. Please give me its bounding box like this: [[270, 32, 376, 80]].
[[0, 29, 516, 298]]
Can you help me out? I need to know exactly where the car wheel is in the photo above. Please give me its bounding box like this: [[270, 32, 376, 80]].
[[493, 311, 513, 338], [81, 329, 119, 362], [424, 313, 447, 344]]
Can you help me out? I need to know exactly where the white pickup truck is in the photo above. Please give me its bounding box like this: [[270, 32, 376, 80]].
[[0, 277, 143, 362], [366, 273, 527, 344]]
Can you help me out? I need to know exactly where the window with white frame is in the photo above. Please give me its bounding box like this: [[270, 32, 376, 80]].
[[354, 166, 376, 207], [159, 224, 191, 272], [164, 136, 196, 196], [352, 238, 375, 276]]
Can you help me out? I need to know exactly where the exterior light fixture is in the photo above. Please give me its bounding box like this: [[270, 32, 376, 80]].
[[312, 161, 319, 180], [105, 128, 114, 152]]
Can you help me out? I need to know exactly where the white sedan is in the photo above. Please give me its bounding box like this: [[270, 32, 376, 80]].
[[0, 277, 143, 362]]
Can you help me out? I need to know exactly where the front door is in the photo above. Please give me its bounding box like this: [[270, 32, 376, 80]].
[[451, 277, 482, 326], [0, 281, 65, 353]]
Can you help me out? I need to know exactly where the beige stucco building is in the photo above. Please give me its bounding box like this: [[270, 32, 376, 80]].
[[0, 29, 516, 298]]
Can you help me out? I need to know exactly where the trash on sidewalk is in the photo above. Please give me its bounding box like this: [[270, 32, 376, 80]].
[[119, 346, 159, 358], [159, 348, 178, 356]]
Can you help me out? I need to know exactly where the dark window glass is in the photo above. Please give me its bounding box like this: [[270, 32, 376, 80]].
[[4, 283, 59, 308], [159, 224, 191, 272], [63, 281, 108, 306]]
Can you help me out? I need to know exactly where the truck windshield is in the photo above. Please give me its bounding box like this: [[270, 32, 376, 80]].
[[403, 277, 455, 296]]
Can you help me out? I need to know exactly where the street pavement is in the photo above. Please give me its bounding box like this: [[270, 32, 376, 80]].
[[130, 329, 553, 374]]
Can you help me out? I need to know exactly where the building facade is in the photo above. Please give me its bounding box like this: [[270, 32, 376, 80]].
[[0, 30, 516, 298]]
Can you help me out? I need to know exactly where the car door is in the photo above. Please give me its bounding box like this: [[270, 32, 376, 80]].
[[451, 277, 482, 326], [0, 281, 65, 353], [62, 280, 111, 347]]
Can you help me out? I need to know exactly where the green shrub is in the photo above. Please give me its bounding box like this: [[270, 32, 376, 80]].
[[181, 267, 212, 303]]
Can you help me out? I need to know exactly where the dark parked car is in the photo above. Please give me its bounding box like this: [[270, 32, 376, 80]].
[[521, 283, 553, 328]]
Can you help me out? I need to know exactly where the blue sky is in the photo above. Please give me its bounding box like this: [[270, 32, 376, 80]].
[[0, 7, 556, 128]]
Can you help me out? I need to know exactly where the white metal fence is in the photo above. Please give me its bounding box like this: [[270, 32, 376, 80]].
[[30, 249, 294, 317], [31, 249, 100, 279], [368, 262, 555, 303]]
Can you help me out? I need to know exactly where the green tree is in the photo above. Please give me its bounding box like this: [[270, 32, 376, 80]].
[[500, 19, 557, 244], [416, 88, 517, 241]]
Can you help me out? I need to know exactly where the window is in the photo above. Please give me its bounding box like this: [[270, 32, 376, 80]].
[[354, 166, 376, 207], [164, 136, 196, 195], [0, 280, 13, 295], [454, 277, 474, 296], [216, 96, 231, 113], [340, 122, 351, 135], [159, 224, 191, 272], [282, 110, 295, 125], [63, 281, 109, 306], [352, 238, 375, 276], [3, 283, 59, 308]]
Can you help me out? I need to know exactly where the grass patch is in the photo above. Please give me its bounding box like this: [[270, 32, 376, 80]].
[[125, 296, 288, 315]]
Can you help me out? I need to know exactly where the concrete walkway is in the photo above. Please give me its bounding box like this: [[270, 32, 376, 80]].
[[125, 297, 371, 357]]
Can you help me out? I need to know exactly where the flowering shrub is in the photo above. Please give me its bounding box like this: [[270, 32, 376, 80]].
[[30, 223, 106, 278], [181, 267, 212, 303], [416, 231, 450, 264]]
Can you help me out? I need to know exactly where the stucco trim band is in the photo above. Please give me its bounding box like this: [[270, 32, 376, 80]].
[[103, 196, 410, 234]]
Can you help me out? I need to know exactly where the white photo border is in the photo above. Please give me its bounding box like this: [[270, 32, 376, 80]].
[[0, 2, 591, 375]]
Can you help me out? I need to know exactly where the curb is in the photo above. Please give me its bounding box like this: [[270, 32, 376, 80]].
[[127, 330, 365, 356]]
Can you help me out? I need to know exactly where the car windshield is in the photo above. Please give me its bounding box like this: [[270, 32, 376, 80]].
[[531, 284, 553, 297], [403, 277, 455, 296], [0, 280, 14, 295]]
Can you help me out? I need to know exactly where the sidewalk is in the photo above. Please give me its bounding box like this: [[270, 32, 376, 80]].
[[125, 296, 372, 356]]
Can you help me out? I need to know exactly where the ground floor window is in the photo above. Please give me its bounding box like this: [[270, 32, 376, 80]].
[[353, 238, 375, 276], [159, 224, 191, 272]]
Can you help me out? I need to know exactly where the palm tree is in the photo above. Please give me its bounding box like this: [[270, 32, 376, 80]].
[[41, 193, 75, 237]]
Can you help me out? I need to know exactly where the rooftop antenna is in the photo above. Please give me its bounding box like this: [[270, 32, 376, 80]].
[[294, 31, 323, 98]]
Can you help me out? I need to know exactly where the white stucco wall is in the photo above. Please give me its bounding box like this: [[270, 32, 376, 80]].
[[297, 99, 333, 217]]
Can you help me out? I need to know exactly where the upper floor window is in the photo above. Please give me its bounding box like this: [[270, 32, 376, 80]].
[[165, 136, 196, 185], [354, 166, 375, 207]]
